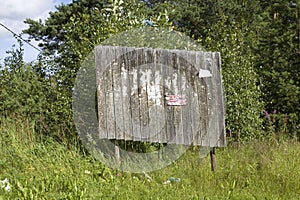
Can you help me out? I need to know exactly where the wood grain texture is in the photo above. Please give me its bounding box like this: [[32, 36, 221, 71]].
[[96, 46, 225, 147]]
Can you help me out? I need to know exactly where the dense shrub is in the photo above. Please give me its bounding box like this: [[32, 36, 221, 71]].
[[203, 15, 264, 140]]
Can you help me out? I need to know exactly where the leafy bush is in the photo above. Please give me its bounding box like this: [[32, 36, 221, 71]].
[[203, 15, 264, 140], [0, 41, 76, 144]]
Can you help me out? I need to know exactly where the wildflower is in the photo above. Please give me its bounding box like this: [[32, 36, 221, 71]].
[[0, 178, 11, 192], [264, 110, 270, 120]]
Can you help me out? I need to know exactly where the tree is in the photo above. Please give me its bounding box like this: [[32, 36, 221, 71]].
[[203, 14, 264, 141], [255, 0, 300, 135], [0, 41, 50, 136], [150, 0, 261, 40]]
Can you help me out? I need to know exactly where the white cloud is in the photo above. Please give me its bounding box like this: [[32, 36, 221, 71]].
[[0, 0, 54, 20], [0, 0, 72, 63], [0, 0, 56, 39]]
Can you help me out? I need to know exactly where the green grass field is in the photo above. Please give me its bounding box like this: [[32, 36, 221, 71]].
[[1, 118, 300, 199]]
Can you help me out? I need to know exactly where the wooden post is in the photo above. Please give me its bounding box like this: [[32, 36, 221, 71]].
[[114, 140, 120, 168], [210, 147, 216, 172]]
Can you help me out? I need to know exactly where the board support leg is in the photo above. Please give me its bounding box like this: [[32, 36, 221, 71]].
[[210, 147, 216, 172], [114, 140, 120, 168]]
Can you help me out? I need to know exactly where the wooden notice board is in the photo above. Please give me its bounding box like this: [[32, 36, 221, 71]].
[[95, 46, 225, 147]]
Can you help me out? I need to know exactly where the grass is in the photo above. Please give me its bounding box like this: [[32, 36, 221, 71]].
[[1, 117, 300, 199]]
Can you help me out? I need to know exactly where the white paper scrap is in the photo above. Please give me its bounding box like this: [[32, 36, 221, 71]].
[[199, 69, 212, 78]]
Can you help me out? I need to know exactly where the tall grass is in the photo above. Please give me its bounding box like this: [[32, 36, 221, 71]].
[[1, 117, 300, 199]]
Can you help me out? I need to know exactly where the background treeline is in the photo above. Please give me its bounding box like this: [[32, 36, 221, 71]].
[[0, 0, 299, 144]]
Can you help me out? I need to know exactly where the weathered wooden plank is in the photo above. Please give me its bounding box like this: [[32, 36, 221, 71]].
[[145, 51, 164, 143], [140, 48, 152, 142], [173, 52, 185, 145], [112, 48, 125, 140], [148, 49, 160, 143], [123, 47, 135, 141], [182, 50, 197, 146], [195, 51, 209, 146], [212, 52, 226, 147], [165, 52, 177, 144], [154, 49, 167, 143], [107, 47, 118, 140], [202, 52, 225, 147], [96, 46, 110, 139], [188, 50, 201, 146], [159, 49, 170, 143]]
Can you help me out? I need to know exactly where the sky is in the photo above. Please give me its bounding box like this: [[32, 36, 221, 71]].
[[0, 0, 73, 65]]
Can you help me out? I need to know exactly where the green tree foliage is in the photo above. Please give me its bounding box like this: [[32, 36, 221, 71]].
[[255, 0, 300, 135], [203, 15, 264, 140], [257, 0, 300, 113], [0, 42, 45, 132], [1, 41, 40, 117], [0, 41, 77, 142], [150, 0, 261, 40]]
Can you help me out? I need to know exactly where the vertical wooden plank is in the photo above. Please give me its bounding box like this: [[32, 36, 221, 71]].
[[147, 48, 163, 143], [182, 50, 197, 146], [138, 47, 145, 141], [206, 52, 215, 147], [181, 50, 189, 145], [195, 51, 209, 146], [113, 46, 126, 140], [96, 47, 105, 139], [195, 50, 208, 146], [140, 48, 152, 142], [96, 46, 111, 139], [173, 50, 184, 145], [123, 47, 135, 141], [106, 46, 117, 139], [154, 49, 167, 143], [187, 51, 202, 145], [130, 48, 142, 141], [209, 52, 219, 146], [166, 51, 177, 144], [119, 47, 128, 140], [172, 51, 182, 144], [187, 51, 198, 146], [160, 49, 170, 143], [149, 48, 159, 143], [214, 52, 226, 147], [200, 52, 214, 147], [203, 52, 225, 147]]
